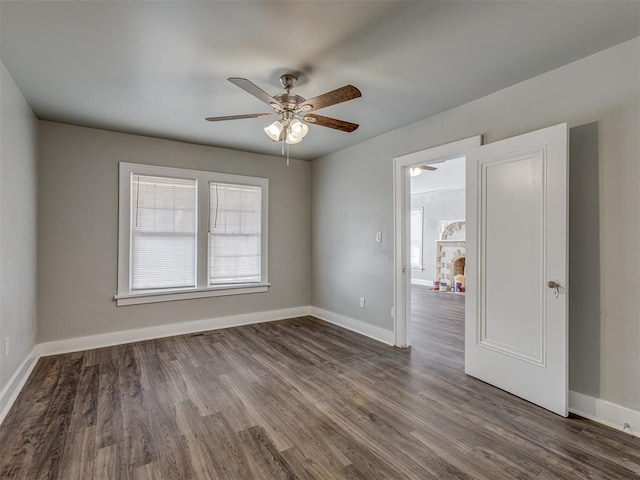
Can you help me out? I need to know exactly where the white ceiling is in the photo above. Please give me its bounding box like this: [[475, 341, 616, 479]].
[[1, 1, 638, 161]]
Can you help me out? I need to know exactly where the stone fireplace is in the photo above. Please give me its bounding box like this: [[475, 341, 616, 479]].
[[435, 221, 465, 289]]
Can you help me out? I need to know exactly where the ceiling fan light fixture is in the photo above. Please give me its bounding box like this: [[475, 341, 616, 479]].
[[409, 167, 423, 177], [264, 120, 284, 141], [289, 119, 308, 137], [283, 119, 309, 144], [285, 134, 304, 145]]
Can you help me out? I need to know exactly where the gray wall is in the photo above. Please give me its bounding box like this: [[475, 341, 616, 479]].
[[38, 122, 310, 342], [0, 62, 38, 392], [311, 38, 640, 410], [410, 189, 465, 284]]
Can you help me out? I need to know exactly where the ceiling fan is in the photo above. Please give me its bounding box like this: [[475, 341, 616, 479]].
[[409, 165, 437, 177], [205, 74, 362, 146]]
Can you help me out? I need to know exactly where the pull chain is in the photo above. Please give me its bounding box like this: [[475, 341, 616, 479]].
[[212, 183, 219, 229], [135, 175, 140, 227], [277, 119, 292, 166]]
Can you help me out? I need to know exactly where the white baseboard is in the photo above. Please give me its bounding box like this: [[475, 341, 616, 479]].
[[35, 306, 311, 357], [309, 306, 394, 345], [0, 350, 39, 426], [569, 390, 639, 438], [411, 278, 433, 287]]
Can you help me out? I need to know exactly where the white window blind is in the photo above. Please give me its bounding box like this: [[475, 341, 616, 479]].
[[209, 182, 262, 284], [410, 207, 423, 269], [130, 174, 197, 290]]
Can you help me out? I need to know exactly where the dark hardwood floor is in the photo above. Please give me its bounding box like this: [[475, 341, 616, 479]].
[[1, 287, 639, 479]]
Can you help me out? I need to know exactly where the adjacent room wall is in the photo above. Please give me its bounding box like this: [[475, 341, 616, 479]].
[[0, 61, 38, 393], [311, 38, 640, 411], [38, 122, 310, 342], [410, 189, 465, 285]]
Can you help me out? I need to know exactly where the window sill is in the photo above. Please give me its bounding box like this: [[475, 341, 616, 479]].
[[114, 283, 270, 306]]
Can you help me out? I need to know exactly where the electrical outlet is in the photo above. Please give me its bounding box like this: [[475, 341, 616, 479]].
[[359, 297, 366, 308], [376, 232, 382, 243], [3, 337, 8, 357]]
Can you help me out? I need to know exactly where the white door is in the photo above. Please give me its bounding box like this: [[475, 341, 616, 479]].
[[465, 123, 569, 416]]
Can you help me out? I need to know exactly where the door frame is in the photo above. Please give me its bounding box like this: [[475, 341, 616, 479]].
[[392, 136, 482, 347]]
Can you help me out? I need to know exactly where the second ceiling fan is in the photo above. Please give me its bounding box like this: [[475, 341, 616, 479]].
[[206, 74, 362, 145]]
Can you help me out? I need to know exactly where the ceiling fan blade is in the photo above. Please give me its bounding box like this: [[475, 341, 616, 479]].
[[297, 85, 362, 113], [228, 77, 283, 109], [420, 165, 438, 171], [205, 113, 275, 122], [302, 114, 359, 132]]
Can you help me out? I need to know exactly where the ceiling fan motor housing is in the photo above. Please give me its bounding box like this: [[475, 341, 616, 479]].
[[274, 93, 306, 112]]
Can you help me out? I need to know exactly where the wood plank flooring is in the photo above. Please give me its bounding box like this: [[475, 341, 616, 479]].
[[1, 287, 639, 479]]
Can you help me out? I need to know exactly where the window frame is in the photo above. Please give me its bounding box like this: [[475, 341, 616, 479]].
[[116, 162, 269, 306]]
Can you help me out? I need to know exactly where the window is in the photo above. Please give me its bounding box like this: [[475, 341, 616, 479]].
[[117, 163, 268, 306], [410, 207, 423, 270], [209, 182, 262, 284], [131, 175, 197, 290]]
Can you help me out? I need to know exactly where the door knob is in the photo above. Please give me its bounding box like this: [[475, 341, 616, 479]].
[[547, 280, 560, 298]]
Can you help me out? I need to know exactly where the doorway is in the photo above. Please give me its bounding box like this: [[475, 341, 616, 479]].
[[408, 156, 467, 352], [393, 136, 481, 348]]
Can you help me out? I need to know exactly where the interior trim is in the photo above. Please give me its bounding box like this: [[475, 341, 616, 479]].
[[569, 390, 639, 438], [35, 306, 310, 357], [309, 306, 395, 345], [115, 283, 271, 306], [0, 352, 39, 426]]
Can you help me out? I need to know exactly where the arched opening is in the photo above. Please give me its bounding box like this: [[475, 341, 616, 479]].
[[453, 256, 466, 292], [453, 256, 465, 276]]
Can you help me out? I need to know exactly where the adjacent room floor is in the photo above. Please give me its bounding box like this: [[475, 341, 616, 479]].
[[0, 289, 638, 479]]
